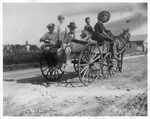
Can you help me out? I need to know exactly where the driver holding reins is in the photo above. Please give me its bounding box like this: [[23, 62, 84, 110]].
[[94, 10, 120, 61]]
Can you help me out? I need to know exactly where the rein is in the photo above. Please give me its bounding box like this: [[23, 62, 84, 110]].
[[115, 34, 129, 54], [117, 43, 128, 55]]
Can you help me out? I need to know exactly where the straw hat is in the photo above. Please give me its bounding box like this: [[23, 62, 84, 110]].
[[97, 10, 110, 23]]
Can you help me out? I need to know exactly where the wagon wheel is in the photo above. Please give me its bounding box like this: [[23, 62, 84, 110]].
[[73, 54, 79, 73], [40, 51, 64, 81], [102, 53, 118, 79], [78, 42, 102, 86]]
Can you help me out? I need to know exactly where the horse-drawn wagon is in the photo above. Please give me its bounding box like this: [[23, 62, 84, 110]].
[[40, 29, 130, 86]]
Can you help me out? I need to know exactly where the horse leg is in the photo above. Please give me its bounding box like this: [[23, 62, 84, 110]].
[[117, 54, 120, 72], [119, 52, 124, 72]]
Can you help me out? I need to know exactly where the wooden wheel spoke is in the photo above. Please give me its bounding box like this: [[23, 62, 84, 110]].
[[46, 70, 50, 76], [80, 63, 88, 67], [108, 69, 111, 77], [89, 67, 95, 81], [56, 70, 60, 77], [92, 65, 99, 71], [91, 55, 100, 62], [53, 70, 56, 79], [57, 69, 63, 76], [111, 67, 117, 72], [112, 68, 117, 75], [87, 68, 93, 83], [89, 45, 96, 59], [80, 65, 88, 74], [86, 68, 89, 81], [90, 52, 98, 61], [81, 55, 88, 63], [42, 66, 49, 72], [82, 67, 88, 79], [90, 66, 97, 77], [110, 68, 115, 75]]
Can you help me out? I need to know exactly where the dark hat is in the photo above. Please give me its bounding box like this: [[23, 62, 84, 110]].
[[67, 22, 77, 28], [97, 10, 110, 23], [85, 17, 90, 21], [58, 15, 65, 20], [47, 23, 55, 28]]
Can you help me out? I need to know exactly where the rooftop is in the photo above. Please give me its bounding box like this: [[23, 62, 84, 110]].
[[130, 34, 147, 42]]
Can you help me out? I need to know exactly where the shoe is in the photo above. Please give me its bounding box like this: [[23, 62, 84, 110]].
[[61, 63, 72, 72]]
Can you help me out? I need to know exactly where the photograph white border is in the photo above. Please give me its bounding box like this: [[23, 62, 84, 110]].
[[0, 0, 149, 119]]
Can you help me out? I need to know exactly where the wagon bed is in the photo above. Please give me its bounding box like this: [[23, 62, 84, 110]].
[[40, 39, 118, 86]]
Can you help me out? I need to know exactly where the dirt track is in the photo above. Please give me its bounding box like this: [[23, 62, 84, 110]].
[[3, 55, 147, 116]]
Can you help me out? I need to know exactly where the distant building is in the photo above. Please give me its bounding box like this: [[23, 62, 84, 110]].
[[125, 34, 147, 54]]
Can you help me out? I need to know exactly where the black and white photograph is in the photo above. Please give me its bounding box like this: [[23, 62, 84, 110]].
[[1, 0, 149, 118]]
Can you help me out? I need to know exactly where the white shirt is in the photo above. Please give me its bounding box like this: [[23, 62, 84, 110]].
[[57, 22, 68, 41]]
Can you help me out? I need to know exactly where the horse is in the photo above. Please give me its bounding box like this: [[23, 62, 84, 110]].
[[115, 28, 131, 72]]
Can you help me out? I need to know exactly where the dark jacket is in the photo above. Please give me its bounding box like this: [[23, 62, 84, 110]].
[[94, 21, 113, 44], [84, 24, 94, 37]]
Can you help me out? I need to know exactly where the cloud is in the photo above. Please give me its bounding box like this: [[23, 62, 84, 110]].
[[3, 3, 147, 46], [106, 14, 147, 35], [62, 3, 147, 17]]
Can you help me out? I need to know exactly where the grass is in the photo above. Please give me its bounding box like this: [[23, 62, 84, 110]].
[[3, 52, 41, 65], [3, 52, 42, 71], [3, 51, 145, 72]]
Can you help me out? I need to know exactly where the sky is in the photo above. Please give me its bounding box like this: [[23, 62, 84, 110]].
[[3, 3, 147, 47]]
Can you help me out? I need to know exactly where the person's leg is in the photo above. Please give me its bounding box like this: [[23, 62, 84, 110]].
[[63, 46, 72, 71], [65, 47, 72, 65], [56, 47, 64, 68]]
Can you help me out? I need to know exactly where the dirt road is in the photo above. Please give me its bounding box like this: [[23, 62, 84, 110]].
[[3, 55, 147, 116]]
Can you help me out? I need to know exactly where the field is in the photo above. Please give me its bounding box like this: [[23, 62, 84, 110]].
[[3, 56, 147, 116], [3, 52, 41, 71], [3, 51, 145, 72]]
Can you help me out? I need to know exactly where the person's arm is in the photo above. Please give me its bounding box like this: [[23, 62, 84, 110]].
[[84, 25, 87, 30], [57, 25, 60, 41], [39, 33, 47, 42], [94, 23, 103, 39]]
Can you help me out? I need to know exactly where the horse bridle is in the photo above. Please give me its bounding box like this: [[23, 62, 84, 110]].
[[122, 32, 130, 45], [116, 32, 130, 54]]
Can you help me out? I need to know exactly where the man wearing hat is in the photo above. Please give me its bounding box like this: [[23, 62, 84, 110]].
[[84, 17, 95, 39], [94, 10, 120, 61], [40, 23, 59, 70], [40, 23, 58, 49], [60, 22, 78, 71]]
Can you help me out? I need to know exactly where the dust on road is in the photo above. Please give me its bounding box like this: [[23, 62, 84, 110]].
[[3, 56, 147, 116]]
